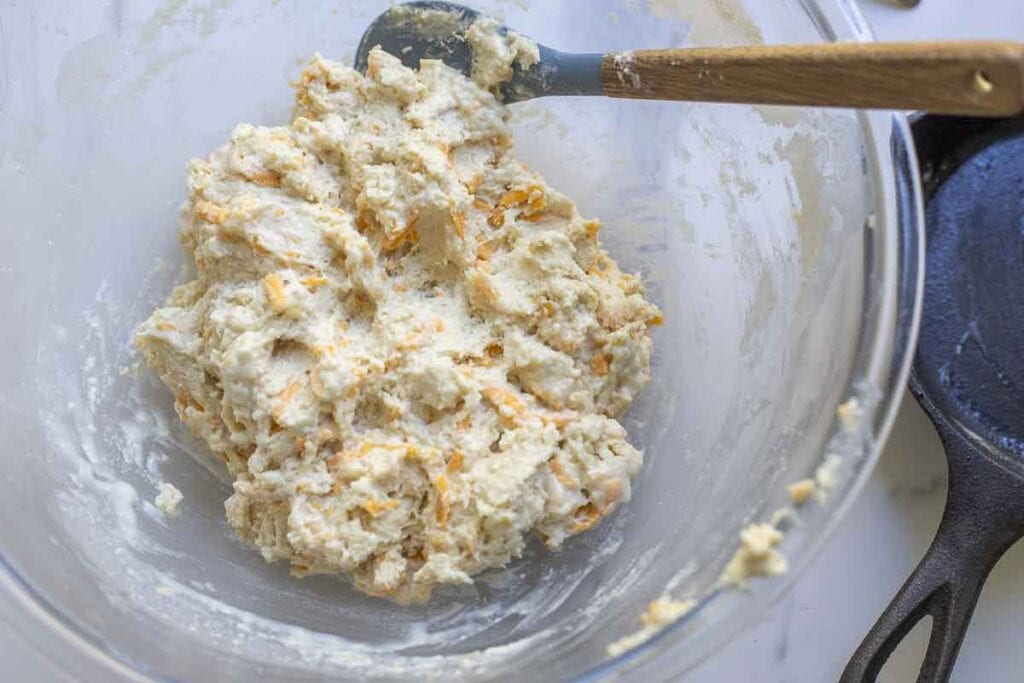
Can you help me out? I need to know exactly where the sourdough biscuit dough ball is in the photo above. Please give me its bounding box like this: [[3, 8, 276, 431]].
[[137, 42, 661, 603]]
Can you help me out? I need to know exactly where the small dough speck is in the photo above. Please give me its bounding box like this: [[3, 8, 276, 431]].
[[721, 523, 788, 586], [836, 397, 862, 433], [814, 454, 842, 503], [787, 478, 815, 505], [154, 483, 183, 517]]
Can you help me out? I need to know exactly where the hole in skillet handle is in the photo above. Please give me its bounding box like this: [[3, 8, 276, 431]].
[[841, 113, 1024, 683]]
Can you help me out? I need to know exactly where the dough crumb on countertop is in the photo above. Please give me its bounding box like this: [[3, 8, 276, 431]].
[[154, 482, 183, 517], [136, 29, 658, 603], [787, 478, 816, 505], [606, 596, 696, 657], [720, 522, 788, 586]]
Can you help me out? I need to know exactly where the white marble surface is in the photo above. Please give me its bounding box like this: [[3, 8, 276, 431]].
[[3, 1, 1022, 681]]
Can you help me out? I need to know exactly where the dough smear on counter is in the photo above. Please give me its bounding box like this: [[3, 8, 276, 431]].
[[136, 42, 660, 602]]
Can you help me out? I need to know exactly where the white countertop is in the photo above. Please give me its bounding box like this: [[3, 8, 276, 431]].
[[3, 2, 1022, 681]]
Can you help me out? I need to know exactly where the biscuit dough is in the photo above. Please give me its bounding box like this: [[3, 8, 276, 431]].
[[606, 596, 696, 656], [720, 523, 788, 586], [466, 16, 540, 90], [154, 482, 183, 517], [136, 42, 659, 602]]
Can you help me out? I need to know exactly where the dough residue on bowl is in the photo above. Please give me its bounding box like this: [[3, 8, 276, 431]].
[[466, 16, 540, 90], [720, 522, 788, 587], [135, 40, 660, 602], [154, 482, 184, 517], [606, 595, 696, 657]]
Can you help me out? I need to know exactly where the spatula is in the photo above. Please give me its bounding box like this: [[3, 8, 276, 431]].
[[355, 1, 1024, 116]]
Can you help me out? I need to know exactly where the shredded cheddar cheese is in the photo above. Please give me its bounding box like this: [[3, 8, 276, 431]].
[[262, 273, 287, 313]]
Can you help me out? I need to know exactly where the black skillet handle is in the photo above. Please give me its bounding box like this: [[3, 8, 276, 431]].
[[840, 416, 1020, 683], [843, 113, 1024, 682]]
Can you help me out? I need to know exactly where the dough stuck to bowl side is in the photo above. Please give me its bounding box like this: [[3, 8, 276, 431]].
[[136, 39, 660, 603]]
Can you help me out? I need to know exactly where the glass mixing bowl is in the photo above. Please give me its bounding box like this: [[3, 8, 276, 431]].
[[0, 0, 922, 680]]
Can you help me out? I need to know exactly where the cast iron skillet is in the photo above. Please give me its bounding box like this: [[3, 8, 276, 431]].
[[843, 115, 1024, 682]]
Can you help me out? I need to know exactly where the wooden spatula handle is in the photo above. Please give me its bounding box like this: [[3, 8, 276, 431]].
[[601, 42, 1024, 116]]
